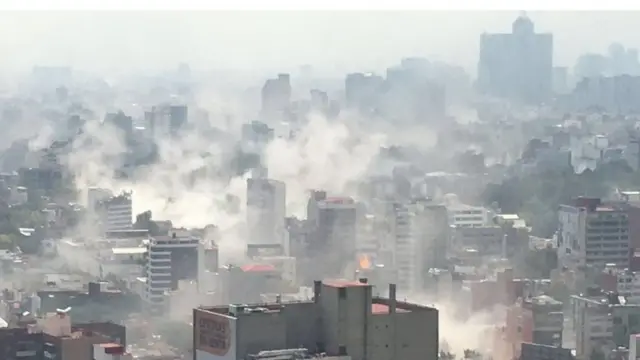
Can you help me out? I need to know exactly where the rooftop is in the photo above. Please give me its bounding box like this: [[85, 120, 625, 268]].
[[112, 247, 146, 255], [241, 264, 277, 272], [595, 206, 616, 212], [319, 197, 355, 207], [323, 280, 369, 288], [371, 303, 410, 315], [528, 295, 562, 306], [496, 214, 519, 221]]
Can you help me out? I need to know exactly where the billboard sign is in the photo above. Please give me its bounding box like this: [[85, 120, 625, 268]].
[[195, 310, 236, 360]]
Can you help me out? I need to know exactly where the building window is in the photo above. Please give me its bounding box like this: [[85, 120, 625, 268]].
[[339, 346, 347, 355], [15, 341, 37, 351], [339, 288, 347, 299]]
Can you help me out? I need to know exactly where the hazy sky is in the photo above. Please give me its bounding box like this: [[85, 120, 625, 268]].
[[1, 11, 639, 75]]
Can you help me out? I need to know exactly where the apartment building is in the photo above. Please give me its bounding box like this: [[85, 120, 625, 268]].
[[569, 289, 640, 359], [522, 295, 564, 347], [0, 311, 127, 360], [145, 229, 202, 315], [391, 199, 449, 294], [88, 188, 133, 233], [452, 226, 503, 256], [447, 204, 490, 228], [246, 177, 286, 246], [600, 266, 640, 304], [193, 280, 438, 360], [306, 196, 357, 280], [520, 343, 573, 360], [558, 198, 630, 269]]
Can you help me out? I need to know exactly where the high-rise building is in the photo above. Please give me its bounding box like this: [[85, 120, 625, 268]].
[[95, 192, 133, 233], [345, 72, 384, 112], [169, 105, 188, 135], [261, 74, 291, 116], [552, 66, 569, 94], [478, 14, 553, 104], [145, 229, 202, 315], [246, 177, 286, 246], [104, 111, 133, 140], [390, 200, 449, 294], [307, 196, 357, 280], [310, 89, 329, 114], [147, 104, 188, 138], [383, 62, 446, 121], [558, 197, 630, 269], [88, 188, 133, 233]]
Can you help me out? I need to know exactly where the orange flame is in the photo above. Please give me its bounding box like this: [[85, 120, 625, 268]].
[[359, 255, 371, 269]]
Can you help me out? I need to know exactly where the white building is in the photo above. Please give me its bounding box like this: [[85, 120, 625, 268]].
[[89, 188, 133, 233], [568, 293, 637, 359], [447, 204, 491, 228], [602, 266, 640, 304], [391, 202, 415, 292], [246, 177, 286, 246], [391, 200, 449, 294], [98, 247, 146, 281], [100, 192, 133, 232], [630, 334, 640, 360], [144, 229, 202, 315]]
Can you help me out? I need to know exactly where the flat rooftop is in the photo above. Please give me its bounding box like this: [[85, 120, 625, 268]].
[[241, 264, 277, 272], [371, 303, 410, 315], [323, 280, 369, 288], [112, 247, 146, 255]]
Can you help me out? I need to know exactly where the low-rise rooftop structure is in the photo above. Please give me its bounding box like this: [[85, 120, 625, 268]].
[[194, 280, 438, 360]]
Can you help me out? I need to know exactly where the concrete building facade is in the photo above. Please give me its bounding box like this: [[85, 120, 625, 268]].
[[145, 230, 202, 315], [478, 15, 553, 104], [193, 280, 438, 360], [246, 177, 286, 246], [307, 197, 358, 280], [558, 198, 630, 270]]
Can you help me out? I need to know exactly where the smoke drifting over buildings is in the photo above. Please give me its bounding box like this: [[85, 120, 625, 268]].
[[4, 10, 640, 360]]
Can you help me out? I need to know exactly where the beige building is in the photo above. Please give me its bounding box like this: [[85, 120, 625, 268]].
[[193, 280, 439, 360]]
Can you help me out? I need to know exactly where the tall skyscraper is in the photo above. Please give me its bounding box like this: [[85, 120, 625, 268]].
[[345, 72, 384, 112], [478, 14, 553, 104], [104, 111, 133, 140], [389, 199, 449, 294], [307, 196, 357, 279], [148, 104, 188, 138], [261, 74, 291, 117], [246, 177, 286, 246], [169, 105, 188, 135]]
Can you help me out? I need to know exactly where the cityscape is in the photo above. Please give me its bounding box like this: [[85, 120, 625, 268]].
[[1, 9, 640, 360]]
